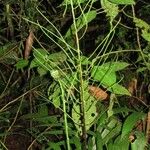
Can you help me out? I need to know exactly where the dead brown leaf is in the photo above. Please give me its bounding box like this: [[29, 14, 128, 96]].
[[88, 85, 108, 101], [24, 30, 34, 59]]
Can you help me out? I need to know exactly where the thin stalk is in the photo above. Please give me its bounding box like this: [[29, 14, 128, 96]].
[[59, 80, 70, 150], [70, 0, 87, 149]]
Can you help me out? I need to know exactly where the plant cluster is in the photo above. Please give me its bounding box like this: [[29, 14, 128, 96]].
[[0, 0, 150, 149]]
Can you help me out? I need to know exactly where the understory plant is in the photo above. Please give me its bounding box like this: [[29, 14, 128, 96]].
[[1, 0, 150, 149]]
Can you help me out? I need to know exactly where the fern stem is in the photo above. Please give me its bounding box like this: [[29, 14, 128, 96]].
[[70, 1, 87, 149], [59, 80, 70, 150]]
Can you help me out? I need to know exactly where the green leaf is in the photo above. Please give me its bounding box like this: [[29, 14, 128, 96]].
[[37, 67, 48, 76], [48, 51, 67, 62], [30, 59, 38, 68], [91, 62, 130, 95], [134, 18, 150, 42], [48, 83, 61, 108], [108, 0, 135, 5], [108, 83, 131, 96], [101, 0, 119, 22], [108, 135, 130, 150], [72, 81, 97, 132], [71, 136, 81, 150], [15, 59, 29, 69], [96, 132, 103, 150], [62, 72, 78, 88], [102, 118, 122, 145], [91, 65, 117, 86], [121, 112, 146, 138], [65, 11, 97, 38], [50, 70, 62, 80], [131, 132, 147, 150], [33, 48, 52, 72], [100, 61, 129, 72]]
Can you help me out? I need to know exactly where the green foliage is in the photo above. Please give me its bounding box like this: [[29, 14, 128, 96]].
[[65, 10, 97, 38], [15, 59, 29, 69], [101, 0, 119, 23], [131, 132, 147, 150], [91, 61, 130, 95], [0, 0, 150, 149], [134, 17, 150, 42], [121, 112, 146, 138], [108, 0, 135, 5]]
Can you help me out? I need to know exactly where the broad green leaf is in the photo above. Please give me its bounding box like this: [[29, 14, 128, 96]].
[[121, 112, 146, 138], [88, 137, 95, 150], [32, 48, 55, 72], [47, 142, 62, 150], [65, 11, 97, 38], [99, 61, 129, 72], [15, 59, 29, 69], [33, 48, 48, 58], [91, 65, 117, 86], [72, 81, 97, 132], [108, 135, 130, 150], [33, 48, 49, 67], [101, 0, 119, 22], [92, 62, 130, 95], [108, 83, 131, 96], [108, 0, 135, 5], [62, 0, 87, 5], [48, 51, 67, 62], [72, 100, 97, 132], [131, 132, 147, 150]]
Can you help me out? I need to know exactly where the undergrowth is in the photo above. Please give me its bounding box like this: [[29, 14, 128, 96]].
[[0, 0, 150, 150]]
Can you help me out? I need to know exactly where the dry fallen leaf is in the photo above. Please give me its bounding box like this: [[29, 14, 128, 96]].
[[88, 85, 108, 101], [24, 30, 34, 59], [128, 78, 137, 95]]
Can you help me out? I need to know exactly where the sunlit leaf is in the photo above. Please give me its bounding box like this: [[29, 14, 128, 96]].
[[101, 0, 119, 22], [15, 59, 29, 69], [65, 11, 97, 38], [100, 61, 129, 72], [91, 65, 117, 86], [134, 18, 150, 42], [121, 112, 146, 138], [108, 83, 131, 96]]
